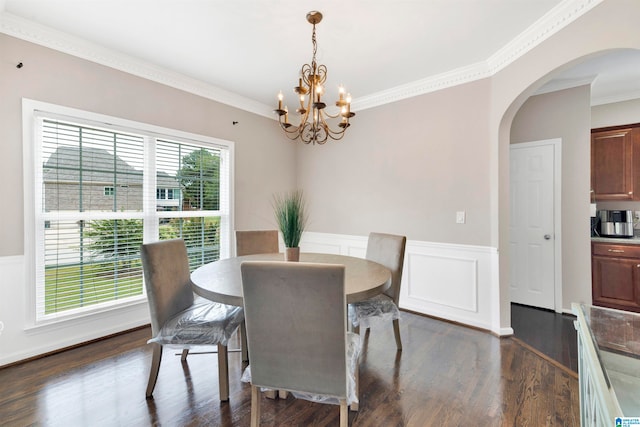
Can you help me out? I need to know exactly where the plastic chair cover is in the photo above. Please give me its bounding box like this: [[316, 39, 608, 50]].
[[148, 296, 244, 348], [348, 294, 400, 329], [241, 332, 362, 405]]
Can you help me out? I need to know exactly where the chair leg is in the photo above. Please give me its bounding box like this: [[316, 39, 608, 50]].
[[240, 320, 249, 363], [251, 384, 261, 427], [339, 399, 348, 427], [146, 343, 163, 398], [180, 348, 189, 361], [218, 343, 229, 401], [393, 318, 402, 351]]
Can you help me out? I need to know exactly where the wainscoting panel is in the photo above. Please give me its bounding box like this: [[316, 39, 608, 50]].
[[302, 232, 501, 334], [406, 253, 478, 312], [300, 232, 368, 258]]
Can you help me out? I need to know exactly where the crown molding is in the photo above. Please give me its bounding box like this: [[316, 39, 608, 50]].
[[352, 61, 492, 111], [486, 0, 603, 74], [0, 12, 275, 119], [356, 0, 603, 111], [1, 0, 603, 116]]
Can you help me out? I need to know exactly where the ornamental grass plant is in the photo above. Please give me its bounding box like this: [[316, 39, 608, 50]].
[[273, 189, 308, 248]]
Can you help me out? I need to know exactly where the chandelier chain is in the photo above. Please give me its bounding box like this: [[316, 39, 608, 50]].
[[311, 23, 317, 71]]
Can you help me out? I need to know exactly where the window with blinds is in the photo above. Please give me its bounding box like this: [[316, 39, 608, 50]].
[[31, 109, 232, 323]]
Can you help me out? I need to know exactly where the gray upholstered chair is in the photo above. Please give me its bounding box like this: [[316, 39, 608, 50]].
[[349, 232, 407, 350], [235, 230, 279, 256], [240, 261, 360, 427], [235, 229, 279, 363], [140, 238, 244, 401]]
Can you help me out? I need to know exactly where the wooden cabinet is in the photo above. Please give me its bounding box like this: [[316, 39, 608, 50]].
[[592, 242, 640, 312], [591, 125, 640, 201]]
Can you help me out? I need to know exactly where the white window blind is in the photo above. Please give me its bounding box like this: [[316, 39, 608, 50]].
[[156, 139, 226, 270], [31, 110, 232, 323]]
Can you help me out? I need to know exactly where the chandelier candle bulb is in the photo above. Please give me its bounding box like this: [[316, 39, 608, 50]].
[[277, 91, 283, 110]]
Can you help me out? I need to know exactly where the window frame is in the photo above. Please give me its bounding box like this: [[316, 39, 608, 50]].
[[22, 99, 235, 328]]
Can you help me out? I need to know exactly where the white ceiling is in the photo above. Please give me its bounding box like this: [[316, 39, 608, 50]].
[[2, 0, 639, 115]]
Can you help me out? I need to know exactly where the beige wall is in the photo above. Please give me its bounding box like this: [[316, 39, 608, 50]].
[[0, 33, 294, 257], [510, 85, 593, 310], [297, 79, 491, 246], [592, 98, 640, 128]]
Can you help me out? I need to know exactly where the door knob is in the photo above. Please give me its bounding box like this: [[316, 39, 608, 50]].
[[544, 234, 551, 240]]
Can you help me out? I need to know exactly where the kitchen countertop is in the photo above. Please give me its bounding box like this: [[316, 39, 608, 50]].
[[592, 236, 640, 245], [573, 304, 640, 417]]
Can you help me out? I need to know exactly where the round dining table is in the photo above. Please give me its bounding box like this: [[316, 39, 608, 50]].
[[191, 252, 391, 306]]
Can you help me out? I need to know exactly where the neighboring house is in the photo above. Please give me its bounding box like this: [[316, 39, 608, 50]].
[[43, 146, 181, 212], [42, 146, 182, 266]]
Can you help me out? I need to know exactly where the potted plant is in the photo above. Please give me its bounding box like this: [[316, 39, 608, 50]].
[[273, 189, 308, 261]]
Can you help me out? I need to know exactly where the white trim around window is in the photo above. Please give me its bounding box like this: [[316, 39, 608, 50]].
[[22, 98, 235, 328]]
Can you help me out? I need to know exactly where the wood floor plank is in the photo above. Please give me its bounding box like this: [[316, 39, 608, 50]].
[[0, 311, 579, 426]]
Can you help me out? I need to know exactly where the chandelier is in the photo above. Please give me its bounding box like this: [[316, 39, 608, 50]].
[[274, 11, 355, 145]]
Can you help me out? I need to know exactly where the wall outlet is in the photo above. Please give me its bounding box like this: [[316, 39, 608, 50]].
[[456, 211, 466, 224]]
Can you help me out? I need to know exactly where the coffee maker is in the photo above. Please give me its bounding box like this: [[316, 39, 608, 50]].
[[597, 210, 634, 238]]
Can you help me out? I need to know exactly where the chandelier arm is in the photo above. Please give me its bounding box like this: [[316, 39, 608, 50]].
[[278, 124, 301, 138], [318, 114, 348, 138], [300, 64, 312, 89], [322, 109, 341, 119], [326, 132, 347, 141], [316, 64, 328, 86], [279, 122, 308, 142], [317, 109, 347, 141]]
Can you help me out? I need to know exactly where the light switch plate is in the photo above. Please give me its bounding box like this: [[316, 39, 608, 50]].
[[456, 211, 466, 224]]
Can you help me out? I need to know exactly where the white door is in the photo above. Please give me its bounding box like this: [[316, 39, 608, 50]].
[[509, 140, 558, 310]]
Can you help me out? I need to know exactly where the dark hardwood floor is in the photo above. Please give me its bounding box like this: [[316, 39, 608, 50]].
[[511, 303, 579, 374], [0, 310, 579, 426]]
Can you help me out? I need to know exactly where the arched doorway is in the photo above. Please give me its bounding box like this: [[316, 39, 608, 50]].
[[495, 46, 640, 336]]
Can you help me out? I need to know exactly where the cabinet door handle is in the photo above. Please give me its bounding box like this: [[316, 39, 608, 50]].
[[608, 249, 625, 253]]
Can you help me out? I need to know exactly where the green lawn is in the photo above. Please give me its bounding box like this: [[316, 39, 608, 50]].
[[44, 260, 143, 314]]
